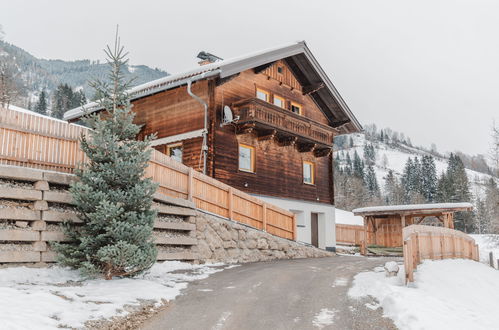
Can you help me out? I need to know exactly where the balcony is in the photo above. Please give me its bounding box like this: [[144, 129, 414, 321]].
[[232, 98, 336, 156]]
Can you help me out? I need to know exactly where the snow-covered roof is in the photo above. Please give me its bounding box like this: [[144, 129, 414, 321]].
[[353, 202, 473, 216], [63, 41, 362, 133]]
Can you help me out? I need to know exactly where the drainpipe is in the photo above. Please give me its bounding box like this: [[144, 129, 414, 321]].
[[187, 80, 208, 175]]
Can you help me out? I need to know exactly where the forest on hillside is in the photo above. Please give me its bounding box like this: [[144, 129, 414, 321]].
[[333, 125, 499, 234]]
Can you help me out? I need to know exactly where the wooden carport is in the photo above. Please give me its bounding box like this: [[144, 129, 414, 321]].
[[352, 203, 473, 249]]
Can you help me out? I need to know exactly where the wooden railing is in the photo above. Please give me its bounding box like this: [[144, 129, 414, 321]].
[[336, 224, 365, 245], [233, 98, 335, 146], [0, 107, 297, 240], [403, 225, 479, 283]]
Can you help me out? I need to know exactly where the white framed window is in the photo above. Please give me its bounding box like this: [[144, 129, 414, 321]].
[[273, 95, 285, 108], [239, 144, 255, 172], [303, 161, 315, 185], [256, 88, 269, 102]]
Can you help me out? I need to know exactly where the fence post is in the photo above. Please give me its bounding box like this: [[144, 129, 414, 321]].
[[187, 167, 194, 202], [262, 203, 267, 232], [490, 252, 494, 268], [292, 213, 297, 240], [227, 187, 233, 220]]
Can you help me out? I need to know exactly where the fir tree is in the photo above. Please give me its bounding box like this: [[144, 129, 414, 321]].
[[345, 152, 352, 176], [53, 33, 158, 279], [353, 150, 365, 182], [35, 89, 48, 115], [51, 84, 87, 119], [365, 164, 380, 197], [384, 170, 404, 205], [421, 155, 437, 202]]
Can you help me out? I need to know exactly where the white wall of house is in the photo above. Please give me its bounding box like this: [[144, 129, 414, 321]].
[[252, 195, 336, 251]]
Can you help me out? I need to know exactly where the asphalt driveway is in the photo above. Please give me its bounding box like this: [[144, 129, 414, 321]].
[[140, 256, 399, 330]]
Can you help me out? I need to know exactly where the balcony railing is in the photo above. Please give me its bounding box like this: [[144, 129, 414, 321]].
[[233, 98, 335, 147]]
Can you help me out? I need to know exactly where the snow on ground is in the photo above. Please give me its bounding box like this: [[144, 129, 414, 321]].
[[471, 234, 499, 268], [349, 259, 499, 330], [0, 261, 228, 330], [312, 308, 336, 328], [335, 208, 363, 226]]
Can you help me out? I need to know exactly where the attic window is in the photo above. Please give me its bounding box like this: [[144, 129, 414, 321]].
[[277, 66, 284, 74]]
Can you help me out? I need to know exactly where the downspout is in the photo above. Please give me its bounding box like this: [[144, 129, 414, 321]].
[[187, 80, 208, 175]]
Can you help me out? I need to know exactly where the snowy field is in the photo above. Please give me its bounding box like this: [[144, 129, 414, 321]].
[[349, 259, 499, 330], [0, 261, 232, 329], [335, 208, 363, 226], [471, 234, 499, 268]]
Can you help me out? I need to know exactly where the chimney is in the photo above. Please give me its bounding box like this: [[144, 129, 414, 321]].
[[197, 51, 223, 66]]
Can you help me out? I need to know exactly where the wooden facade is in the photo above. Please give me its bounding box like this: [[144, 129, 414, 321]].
[[128, 60, 340, 205]]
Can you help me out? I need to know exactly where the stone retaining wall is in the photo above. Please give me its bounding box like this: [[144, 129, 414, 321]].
[[0, 165, 332, 265]]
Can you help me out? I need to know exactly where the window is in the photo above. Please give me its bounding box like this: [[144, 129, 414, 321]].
[[277, 66, 284, 74], [291, 102, 302, 115], [239, 144, 255, 172], [256, 88, 269, 102], [167, 143, 183, 163], [273, 95, 285, 108], [303, 161, 314, 184]]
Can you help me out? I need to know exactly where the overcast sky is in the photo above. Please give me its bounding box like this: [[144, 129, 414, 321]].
[[1, 0, 498, 156]]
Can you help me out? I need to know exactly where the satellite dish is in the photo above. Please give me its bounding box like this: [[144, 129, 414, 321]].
[[223, 105, 233, 123]]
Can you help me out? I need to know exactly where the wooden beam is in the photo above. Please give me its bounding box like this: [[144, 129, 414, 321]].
[[277, 136, 298, 147], [257, 129, 277, 141], [236, 123, 256, 135], [313, 148, 332, 158], [302, 83, 325, 95], [297, 143, 316, 153], [253, 62, 275, 74]]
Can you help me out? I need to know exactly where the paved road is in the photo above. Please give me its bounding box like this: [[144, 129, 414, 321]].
[[140, 256, 399, 330]]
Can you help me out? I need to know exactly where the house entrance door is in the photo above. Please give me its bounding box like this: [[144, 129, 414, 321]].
[[311, 212, 319, 247]]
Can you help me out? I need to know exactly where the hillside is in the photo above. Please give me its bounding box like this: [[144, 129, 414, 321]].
[[0, 40, 168, 107], [335, 132, 497, 199]]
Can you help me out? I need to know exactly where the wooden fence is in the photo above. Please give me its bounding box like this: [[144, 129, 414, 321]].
[[0, 107, 296, 240], [403, 225, 479, 283], [336, 224, 365, 245]]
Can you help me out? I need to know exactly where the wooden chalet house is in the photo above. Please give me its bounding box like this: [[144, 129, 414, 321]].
[[65, 42, 362, 250]]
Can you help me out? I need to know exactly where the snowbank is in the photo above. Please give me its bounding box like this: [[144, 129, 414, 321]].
[[0, 261, 229, 329], [335, 209, 363, 226], [471, 234, 499, 268], [349, 259, 499, 329]]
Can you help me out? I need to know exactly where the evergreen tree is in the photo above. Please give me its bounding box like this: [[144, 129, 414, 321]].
[[51, 84, 87, 119], [349, 136, 354, 148], [34, 89, 48, 115], [54, 34, 158, 279], [421, 155, 437, 202], [436, 154, 473, 232], [401, 157, 414, 202], [365, 164, 380, 197], [384, 170, 404, 205], [353, 150, 365, 181], [345, 152, 352, 176]]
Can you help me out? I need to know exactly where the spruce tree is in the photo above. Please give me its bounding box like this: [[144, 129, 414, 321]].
[[35, 89, 48, 115], [421, 155, 437, 202], [365, 164, 380, 197], [353, 150, 365, 182], [54, 33, 158, 279]]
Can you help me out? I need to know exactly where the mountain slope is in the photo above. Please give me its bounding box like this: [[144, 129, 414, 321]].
[[334, 132, 498, 201], [0, 40, 168, 106]]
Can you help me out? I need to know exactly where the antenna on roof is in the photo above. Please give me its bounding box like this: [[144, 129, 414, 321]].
[[197, 51, 223, 66]]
